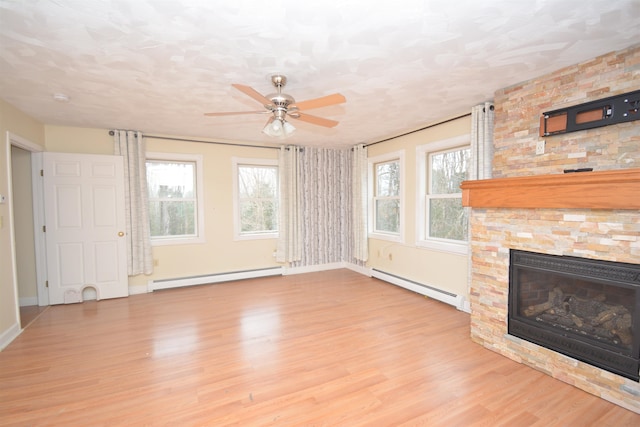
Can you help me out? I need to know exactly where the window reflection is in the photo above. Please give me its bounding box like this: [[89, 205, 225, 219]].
[[240, 307, 281, 362], [153, 325, 198, 357]]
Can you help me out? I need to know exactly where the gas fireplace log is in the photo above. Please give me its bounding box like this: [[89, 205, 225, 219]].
[[593, 306, 629, 325], [531, 287, 634, 347], [524, 301, 552, 317], [604, 313, 633, 346], [523, 287, 564, 317], [537, 312, 619, 343]]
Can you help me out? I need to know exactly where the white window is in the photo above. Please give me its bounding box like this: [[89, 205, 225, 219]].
[[232, 158, 278, 240], [146, 152, 205, 246], [369, 150, 404, 242], [416, 135, 470, 254]]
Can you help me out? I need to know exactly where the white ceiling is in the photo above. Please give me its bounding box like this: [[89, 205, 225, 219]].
[[1, 0, 639, 148]]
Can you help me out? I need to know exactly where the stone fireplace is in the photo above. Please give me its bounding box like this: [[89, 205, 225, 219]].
[[462, 172, 640, 413], [462, 44, 640, 413]]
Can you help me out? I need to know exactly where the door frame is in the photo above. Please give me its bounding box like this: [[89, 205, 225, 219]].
[[6, 132, 48, 309]]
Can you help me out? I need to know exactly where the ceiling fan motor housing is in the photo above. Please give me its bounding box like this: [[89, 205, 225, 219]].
[[267, 92, 295, 109], [267, 74, 295, 113]]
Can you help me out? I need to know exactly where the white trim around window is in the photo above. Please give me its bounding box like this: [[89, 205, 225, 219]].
[[416, 134, 470, 255], [146, 152, 205, 246], [368, 150, 405, 243], [232, 157, 279, 241]]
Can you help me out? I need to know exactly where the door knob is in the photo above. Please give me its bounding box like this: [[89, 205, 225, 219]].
[[118, 231, 125, 237]]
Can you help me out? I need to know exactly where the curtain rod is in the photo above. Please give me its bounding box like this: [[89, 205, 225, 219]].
[[110, 110, 477, 150], [364, 112, 472, 148], [108, 130, 280, 150]]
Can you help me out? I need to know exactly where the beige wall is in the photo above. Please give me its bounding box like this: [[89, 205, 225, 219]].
[[44, 126, 280, 289], [0, 99, 45, 344], [45, 125, 113, 155], [366, 114, 471, 299]]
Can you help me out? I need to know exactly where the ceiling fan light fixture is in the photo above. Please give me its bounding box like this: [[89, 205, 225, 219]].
[[262, 117, 295, 137], [282, 120, 296, 136]]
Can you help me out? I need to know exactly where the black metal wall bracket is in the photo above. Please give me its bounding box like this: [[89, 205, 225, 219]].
[[540, 89, 640, 137]]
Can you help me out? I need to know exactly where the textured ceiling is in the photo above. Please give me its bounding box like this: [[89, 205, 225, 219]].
[[1, 0, 639, 148]]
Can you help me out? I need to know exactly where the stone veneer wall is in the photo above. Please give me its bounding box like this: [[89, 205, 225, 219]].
[[469, 44, 640, 413]]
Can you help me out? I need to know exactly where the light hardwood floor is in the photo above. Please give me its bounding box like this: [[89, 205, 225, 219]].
[[1, 269, 638, 426], [19, 305, 49, 330]]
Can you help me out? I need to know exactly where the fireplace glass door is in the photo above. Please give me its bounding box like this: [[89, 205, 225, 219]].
[[508, 250, 640, 381]]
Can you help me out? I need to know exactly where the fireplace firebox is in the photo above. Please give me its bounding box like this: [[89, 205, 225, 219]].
[[508, 250, 640, 381]]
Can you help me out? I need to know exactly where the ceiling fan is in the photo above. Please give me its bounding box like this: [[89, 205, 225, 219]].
[[205, 74, 346, 137]]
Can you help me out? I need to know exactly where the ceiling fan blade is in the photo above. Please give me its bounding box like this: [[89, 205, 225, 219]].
[[290, 112, 339, 128], [232, 83, 273, 106], [292, 93, 346, 111], [204, 111, 266, 116]]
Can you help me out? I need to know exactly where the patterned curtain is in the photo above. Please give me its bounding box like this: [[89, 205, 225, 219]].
[[113, 130, 153, 276], [276, 146, 302, 263], [467, 103, 494, 310], [470, 102, 494, 180], [294, 147, 352, 266], [352, 144, 368, 262]]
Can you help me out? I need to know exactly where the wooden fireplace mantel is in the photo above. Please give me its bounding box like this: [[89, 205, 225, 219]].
[[460, 168, 640, 210]]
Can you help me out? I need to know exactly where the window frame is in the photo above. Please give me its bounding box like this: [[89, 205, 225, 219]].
[[232, 157, 279, 241], [368, 150, 405, 243], [146, 152, 205, 246], [416, 135, 470, 255]]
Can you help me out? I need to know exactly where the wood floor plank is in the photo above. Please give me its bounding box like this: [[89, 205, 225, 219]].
[[1, 269, 638, 426]]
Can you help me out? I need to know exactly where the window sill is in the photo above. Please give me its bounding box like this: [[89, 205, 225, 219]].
[[151, 236, 205, 246], [416, 239, 468, 255], [234, 233, 278, 241], [369, 232, 403, 243]]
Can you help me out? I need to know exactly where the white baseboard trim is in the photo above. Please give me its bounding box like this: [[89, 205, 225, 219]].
[[283, 261, 372, 277], [344, 262, 372, 277], [19, 296, 38, 307], [148, 267, 284, 291], [371, 269, 466, 311], [128, 284, 149, 295], [283, 262, 344, 275], [139, 263, 469, 314], [0, 322, 22, 351]]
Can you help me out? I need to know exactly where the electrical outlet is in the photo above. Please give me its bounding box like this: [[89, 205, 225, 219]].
[[536, 140, 545, 155]]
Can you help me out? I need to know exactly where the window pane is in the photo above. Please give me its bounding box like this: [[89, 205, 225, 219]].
[[237, 164, 278, 235], [149, 200, 196, 237], [429, 198, 468, 241], [376, 161, 399, 197], [375, 199, 399, 233], [146, 161, 195, 199], [430, 148, 470, 194], [238, 166, 277, 199], [240, 200, 278, 232]]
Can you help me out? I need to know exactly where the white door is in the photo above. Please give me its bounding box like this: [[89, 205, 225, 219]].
[[43, 152, 128, 304]]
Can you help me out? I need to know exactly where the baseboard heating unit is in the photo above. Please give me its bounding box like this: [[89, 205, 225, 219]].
[[371, 269, 466, 311], [148, 267, 283, 292]]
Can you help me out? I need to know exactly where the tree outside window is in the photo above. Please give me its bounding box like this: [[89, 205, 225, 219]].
[[374, 159, 400, 234], [146, 160, 197, 239], [427, 147, 470, 241], [238, 165, 278, 234]]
